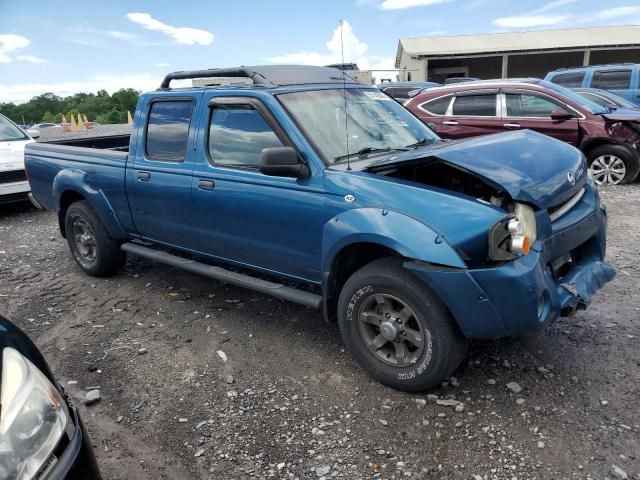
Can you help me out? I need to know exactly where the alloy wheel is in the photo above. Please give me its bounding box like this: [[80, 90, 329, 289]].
[[357, 293, 425, 367], [590, 155, 626, 185], [72, 218, 97, 262]]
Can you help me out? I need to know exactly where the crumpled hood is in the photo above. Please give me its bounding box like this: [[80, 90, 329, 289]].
[[600, 108, 640, 122], [0, 139, 33, 172], [367, 130, 586, 209]]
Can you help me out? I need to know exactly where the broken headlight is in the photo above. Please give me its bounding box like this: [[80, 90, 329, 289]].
[[0, 347, 69, 480], [488, 203, 537, 261]]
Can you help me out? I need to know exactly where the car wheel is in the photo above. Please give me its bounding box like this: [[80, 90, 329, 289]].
[[65, 200, 125, 277], [337, 257, 467, 392], [587, 144, 640, 185]]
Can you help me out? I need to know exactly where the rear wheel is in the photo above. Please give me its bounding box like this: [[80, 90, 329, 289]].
[[587, 144, 640, 185], [65, 200, 125, 277], [337, 257, 467, 392]]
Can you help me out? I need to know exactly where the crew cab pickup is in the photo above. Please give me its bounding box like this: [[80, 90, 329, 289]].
[[25, 65, 615, 391]]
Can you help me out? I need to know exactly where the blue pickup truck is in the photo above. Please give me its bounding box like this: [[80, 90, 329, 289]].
[[25, 65, 615, 391]]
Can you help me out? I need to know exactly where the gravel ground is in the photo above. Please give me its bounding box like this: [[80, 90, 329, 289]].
[[0, 185, 638, 480]]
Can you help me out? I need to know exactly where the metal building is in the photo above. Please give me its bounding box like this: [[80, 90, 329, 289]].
[[395, 25, 640, 83]]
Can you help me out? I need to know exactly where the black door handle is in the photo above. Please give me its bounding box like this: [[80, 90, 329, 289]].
[[137, 171, 150, 181], [198, 179, 215, 190]]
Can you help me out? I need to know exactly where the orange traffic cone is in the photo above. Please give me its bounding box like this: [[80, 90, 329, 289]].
[[70, 114, 77, 130], [127, 110, 133, 125], [77, 113, 85, 130], [61, 114, 70, 132], [83, 114, 90, 129]]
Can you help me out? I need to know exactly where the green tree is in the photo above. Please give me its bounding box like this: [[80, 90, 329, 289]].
[[0, 89, 141, 125]]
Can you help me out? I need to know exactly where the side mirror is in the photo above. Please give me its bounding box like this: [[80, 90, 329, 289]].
[[27, 129, 40, 139], [259, 147, 309, 179], [550, 109, 574, 121]]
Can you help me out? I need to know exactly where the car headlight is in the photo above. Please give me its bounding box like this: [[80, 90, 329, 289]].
[[0, 347, 69, 480], [488, 203, 537, 261]]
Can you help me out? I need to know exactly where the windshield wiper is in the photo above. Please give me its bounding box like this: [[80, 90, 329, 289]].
[[334, 146, 408, 162], [405, 137, 436, 149]]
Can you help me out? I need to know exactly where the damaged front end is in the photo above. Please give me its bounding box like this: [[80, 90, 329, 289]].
[[363, 135, 615, 338]]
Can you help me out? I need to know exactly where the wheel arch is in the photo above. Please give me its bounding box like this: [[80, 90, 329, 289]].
[[320, 208, 466, 322], [580, 137, 638, 158], [53, 169, 127, 240]]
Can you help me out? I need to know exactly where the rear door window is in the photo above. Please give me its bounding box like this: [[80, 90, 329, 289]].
[[451, 94, 497, 116], [591, 70, 632, 89], [420, 95, 452, 115], [146, 100, 194, 162], [208, 106, 283, 168], [505, 92, 565, 118], [549, 71, 585, 88]]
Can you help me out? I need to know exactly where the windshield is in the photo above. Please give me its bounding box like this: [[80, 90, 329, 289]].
[[583, 91, 638, 109], [0, 114, 28, 142], [278, 88, 439, 164], [542, 81, 606, 114]]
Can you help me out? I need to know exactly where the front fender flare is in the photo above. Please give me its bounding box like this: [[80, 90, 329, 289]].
[[321, 208, 465, 274], [53, 169, 127, 240]]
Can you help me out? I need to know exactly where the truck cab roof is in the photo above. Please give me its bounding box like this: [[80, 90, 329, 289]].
[[157, 65, 363, 93]]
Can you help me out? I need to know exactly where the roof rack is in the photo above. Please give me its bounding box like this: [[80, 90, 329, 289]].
[[159, 65, 361, 90], [160, 67, 274, 89]]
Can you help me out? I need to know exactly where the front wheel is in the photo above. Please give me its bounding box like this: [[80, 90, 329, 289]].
[[337, 258, 467, 392], [587, 144, 640, 185]]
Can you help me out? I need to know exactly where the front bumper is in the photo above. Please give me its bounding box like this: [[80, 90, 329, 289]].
[[0, 180, 30, 204], [407, 196, 615, 339], [43, 385, 101, 480]]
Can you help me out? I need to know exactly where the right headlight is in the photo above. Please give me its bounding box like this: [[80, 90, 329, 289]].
[[0, 347, 69, 480], [488, 203, 537, 261]]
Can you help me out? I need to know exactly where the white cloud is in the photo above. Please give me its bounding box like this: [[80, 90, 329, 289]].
[[266, 21, 395, 83], [15, 55, 47, 64], [266, 21, 366, 66], [492, 0, 576, 28], [126, 12, 214, 46], [379, 0, 450, 10], [0, 34, 30, 52], [493, 0, 640, 29], [154, 62, 171, 68], [108, 31, 138, 41], [493, 14, 569, 28], [0, 34, 31, 63], [0, 73, 161, 104], [595, 6, 640, 19], [0, 34, 47, 64]]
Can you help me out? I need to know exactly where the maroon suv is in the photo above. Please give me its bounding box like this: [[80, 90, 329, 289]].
[[405, 79, 640, 185]]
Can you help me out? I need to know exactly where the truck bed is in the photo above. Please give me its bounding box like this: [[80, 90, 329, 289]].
[[25, 142, 129, 214]]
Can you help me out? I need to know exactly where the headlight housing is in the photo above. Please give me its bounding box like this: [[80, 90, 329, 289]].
[[488, 203, 537, 261], [0, 347, 69, 480]]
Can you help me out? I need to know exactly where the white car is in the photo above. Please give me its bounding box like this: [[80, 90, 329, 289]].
[[0, 113, 37, 205]]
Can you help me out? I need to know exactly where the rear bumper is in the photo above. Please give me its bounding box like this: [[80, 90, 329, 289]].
[[407, 203, 614, 339]]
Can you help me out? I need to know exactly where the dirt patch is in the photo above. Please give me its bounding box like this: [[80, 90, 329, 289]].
[[0, 186, 638, 479]]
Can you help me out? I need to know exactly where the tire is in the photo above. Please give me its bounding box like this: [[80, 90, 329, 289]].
[[587, 144, 640, 185], [337, 257, 467, 392], [64, 200, 125, 277]]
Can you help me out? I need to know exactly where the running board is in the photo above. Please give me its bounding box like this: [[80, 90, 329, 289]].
[[121, 242, 322, 310]]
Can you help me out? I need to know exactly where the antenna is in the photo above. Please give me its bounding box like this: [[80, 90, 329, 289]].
[[339, 19, 351, 171]]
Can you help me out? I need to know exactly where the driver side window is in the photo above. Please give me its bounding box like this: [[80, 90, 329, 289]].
[[208, 106, 283, 168]]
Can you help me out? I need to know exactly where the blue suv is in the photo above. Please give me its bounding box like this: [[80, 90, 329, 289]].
[[545, 64, 640, 104]]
